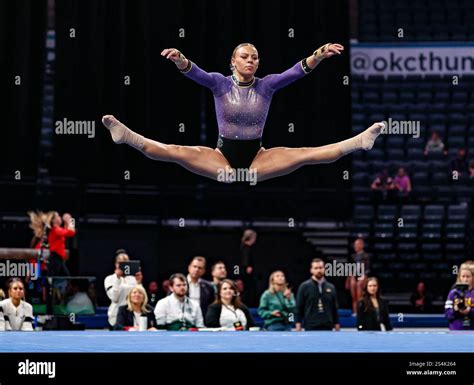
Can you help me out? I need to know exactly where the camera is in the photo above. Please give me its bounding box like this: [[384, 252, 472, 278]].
[[453, 283, 469, 311]]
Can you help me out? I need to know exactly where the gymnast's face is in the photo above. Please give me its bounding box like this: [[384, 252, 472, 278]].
[[231, 45, 259, 78], [9, 281, 25, 301]]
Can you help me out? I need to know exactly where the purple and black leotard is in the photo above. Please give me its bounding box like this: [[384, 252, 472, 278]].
[[181, 60, 311, 169]]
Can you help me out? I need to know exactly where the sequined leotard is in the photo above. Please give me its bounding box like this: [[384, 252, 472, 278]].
[[182, 61, 310, 140]]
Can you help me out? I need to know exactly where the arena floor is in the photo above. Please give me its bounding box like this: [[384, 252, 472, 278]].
[[1, 330, 473, 353]]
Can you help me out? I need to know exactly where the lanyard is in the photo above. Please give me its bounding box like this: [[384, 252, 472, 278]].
[[223, 304, 239, 320]]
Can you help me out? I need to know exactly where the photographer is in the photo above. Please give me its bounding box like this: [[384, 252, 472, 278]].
[[444, 266, 474, 330], [104, 250, 143, 328]]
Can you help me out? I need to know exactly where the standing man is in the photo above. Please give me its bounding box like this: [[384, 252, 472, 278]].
[[186, 256, 214, 316], [211, 261, 228, 293], [295, 258, 340, 331]]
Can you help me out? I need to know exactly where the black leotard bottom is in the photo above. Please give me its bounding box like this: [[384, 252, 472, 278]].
[[216, 135, 262, 169]]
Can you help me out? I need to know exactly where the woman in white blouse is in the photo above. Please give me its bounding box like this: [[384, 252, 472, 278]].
[[0, 278, 34, 331], [205, 279, 254, 330]]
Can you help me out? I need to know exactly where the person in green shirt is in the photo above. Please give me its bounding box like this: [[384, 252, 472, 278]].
[[258, 270, 296, 331]]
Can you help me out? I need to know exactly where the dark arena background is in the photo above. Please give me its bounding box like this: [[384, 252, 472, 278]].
[[0, 0, 473, 382]]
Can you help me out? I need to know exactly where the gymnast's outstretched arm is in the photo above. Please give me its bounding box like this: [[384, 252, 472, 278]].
[[161, 48, 224, 92], [262, 43, 344, 92]]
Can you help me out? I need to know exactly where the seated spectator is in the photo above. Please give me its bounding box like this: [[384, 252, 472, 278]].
[[393, 167, 412, 199], [66, 279, 95, 314], [147, 281, 159, 308], [104, 249, 143, 328], [370, 169, 394, 201], [114, 285, 157, 331], [424, 131, 447, 156], [211, 261, 227, 293], [345, 238, 370, 314], [356, 277, 392, 331], [0, 278, 34, 331], [450, 148, 468, 175], [258, 271, 295, 331], [469, 160, 474, 179], [154, 273, 204, 330], [445, 265, 474, 330], [205, 279, 255, 330], [410, 282, 433, 313]]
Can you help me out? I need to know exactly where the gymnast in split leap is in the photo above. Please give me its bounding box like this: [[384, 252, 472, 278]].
[[102, 42, 383, 183]]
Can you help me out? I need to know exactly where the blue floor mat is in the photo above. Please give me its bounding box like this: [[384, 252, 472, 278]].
[[1, 331, 473, 353]]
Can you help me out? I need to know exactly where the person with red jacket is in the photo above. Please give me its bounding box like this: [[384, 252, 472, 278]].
[[29, 211, 76, 276]]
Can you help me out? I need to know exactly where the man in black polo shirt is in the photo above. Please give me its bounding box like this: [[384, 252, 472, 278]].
[[295, 258, 340, 331]]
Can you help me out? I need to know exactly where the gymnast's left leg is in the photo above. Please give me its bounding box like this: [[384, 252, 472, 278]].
[[251, 122, 384, 182]]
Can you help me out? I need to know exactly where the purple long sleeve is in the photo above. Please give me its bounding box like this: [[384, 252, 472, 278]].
[[260, 61, 307, 92], [444, 288, 474, 330], [180, 61, 308, 140]]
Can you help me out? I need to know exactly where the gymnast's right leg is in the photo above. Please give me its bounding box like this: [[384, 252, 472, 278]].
[[101, 115, 231, 181]]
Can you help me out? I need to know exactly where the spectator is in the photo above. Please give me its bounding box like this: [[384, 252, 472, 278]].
[[156, 279, 171, 300], [445, 265, 474, 330], [370, 169, 394, 201], [154, 273, 204, 330], [205, 279, 255, 330], [295, 258, 340, 331], [356, 277, 392, 331], [450, 148, 468, 175], [424, 131, 447, 156], [104, 249, 143, 328], [0, 289, 5, 301], [240, 229, 258, 307], [0, 278, 34, 331], [211, 261, 227, 293], [345, 238, 370, 314], [235, 279, 245, 297], [258, 271, 295, 331], [410, 282, 433, 313], [147, 281, 159, 308], [451, 261, 474, 290], [114, 285, 157, 331], [66, 279, 94, 314], [468, 160, 474, 179], [393, 167, 412, 199], [29, 210, 76, 276], [186, 256, 214, 316]]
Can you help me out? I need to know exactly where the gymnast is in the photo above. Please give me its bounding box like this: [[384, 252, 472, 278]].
[[102, 42, 384, 183]]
